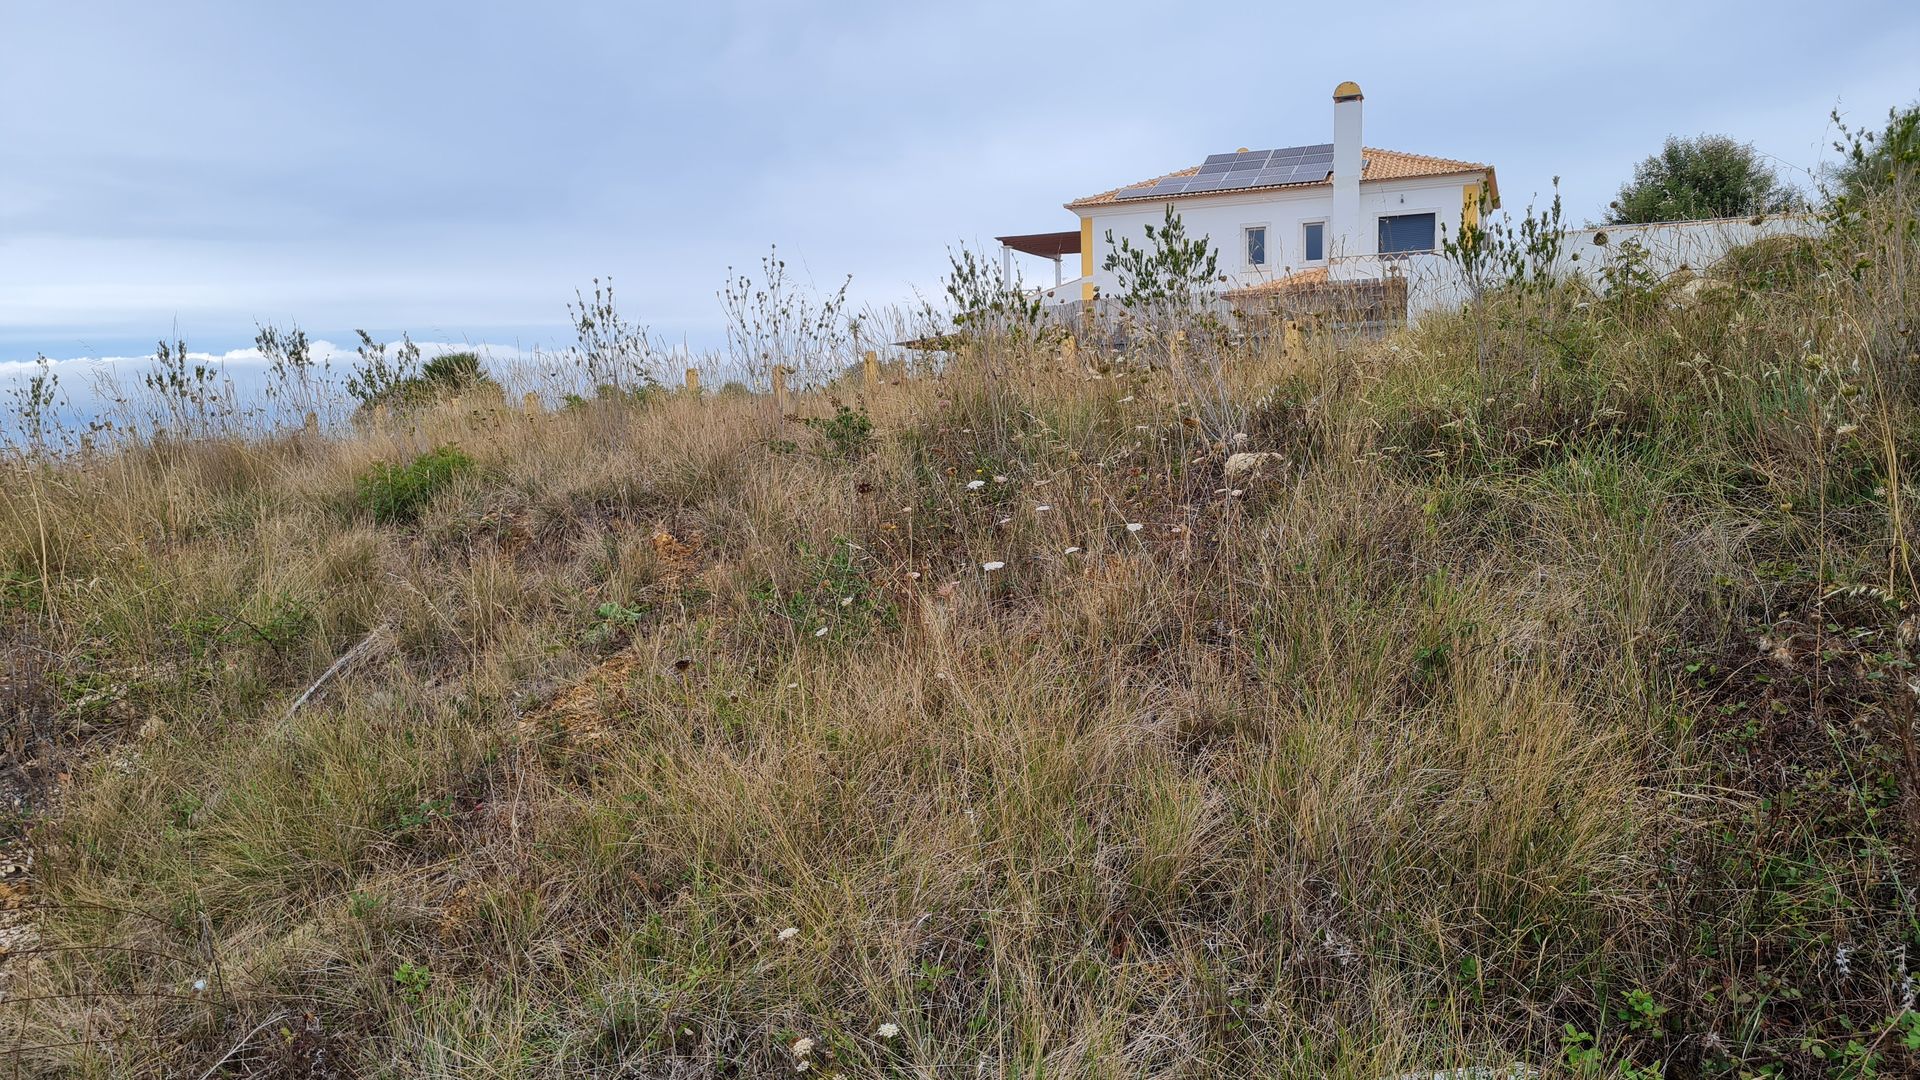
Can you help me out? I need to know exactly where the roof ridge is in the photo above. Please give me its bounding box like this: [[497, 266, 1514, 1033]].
[[1364, 146, 1490, 170], [1067, 145, 1492, 211]]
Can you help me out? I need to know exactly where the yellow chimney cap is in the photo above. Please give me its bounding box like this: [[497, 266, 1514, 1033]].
[[1333, 81, 1363, 102]]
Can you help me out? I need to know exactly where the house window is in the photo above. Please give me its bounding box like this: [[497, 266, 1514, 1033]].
[[1377, 212, 1437, 254], [1244, 225, 1267, 268], [1302, 220, 1326, 263]]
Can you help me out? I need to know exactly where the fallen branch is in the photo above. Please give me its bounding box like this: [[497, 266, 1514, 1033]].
[[283, 624, 389, 722]]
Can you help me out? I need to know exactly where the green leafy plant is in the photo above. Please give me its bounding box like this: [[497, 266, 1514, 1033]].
[[1102, 204, 1222, 348], [7, 354, 62, 454], [142, 335, 229, 435], [355, 446, 474, 524], [1440, 178, 1569, 374], [352, 349, 494, 417], [1561, 1024, 1602, 1074], [391, 962, 433, 1002], [752, 538, 888, 641], [943, 245, 1043, 341], [1827, 102, 1920, 204], [1898, 1010, 1920, 1051], [391, 796, 453, 834], [345, 330, 422, 408], [254, 320, 328, 417], [587, 600, 649, 645], [1616, 987, 1668, 1034], [803, 405, 873, 461]]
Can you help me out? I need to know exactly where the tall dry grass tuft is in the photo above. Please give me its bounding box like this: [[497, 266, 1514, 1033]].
[[3, 195, 1920, 1077]]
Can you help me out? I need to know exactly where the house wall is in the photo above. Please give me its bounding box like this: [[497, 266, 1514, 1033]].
[[1078, 174, 1478, 300]]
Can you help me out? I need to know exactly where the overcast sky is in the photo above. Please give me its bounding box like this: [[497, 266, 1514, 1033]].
[[3, 0, 1916, 364]]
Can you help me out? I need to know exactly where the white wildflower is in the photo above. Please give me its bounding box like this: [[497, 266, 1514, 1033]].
[[813, 626, 829, 638], [191, 978, 208, 993], [792, 1036, 815, 1057], [1125, 523, 1143, 533], [966, 479, 985, 490], [1834, 943, 1852, 976], [777, 927, 799, 942], [877, 1022, 901, 1039], [981, 561, 1005, 572], [1230, 489, 1244, 497], [839, 596, 853, 606], [907, 571, 921, 580]]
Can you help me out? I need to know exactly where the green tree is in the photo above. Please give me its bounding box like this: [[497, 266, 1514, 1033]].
[[1607, 134, 1798, 224], [1102, 204, 1220, 315], [1827, 101, 1920, 202]]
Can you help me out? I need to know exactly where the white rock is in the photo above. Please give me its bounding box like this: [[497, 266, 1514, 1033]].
[[1224, 452, 1288, 483]]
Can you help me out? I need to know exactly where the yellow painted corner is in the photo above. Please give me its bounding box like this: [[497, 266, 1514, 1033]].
[[1462, 183, 1482, 229], [1079, 217, 1095, 302]]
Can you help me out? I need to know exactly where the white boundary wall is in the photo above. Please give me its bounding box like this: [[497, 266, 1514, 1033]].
[[1377, 214, 1824, 322], [1033, 214, 1823, 327]]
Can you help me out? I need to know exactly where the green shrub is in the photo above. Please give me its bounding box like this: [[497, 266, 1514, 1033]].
[[356, 351, 498, 416], [802, 405, 873, 460], [1711, 233, 1821, 291], [355, 446, 474, 523]]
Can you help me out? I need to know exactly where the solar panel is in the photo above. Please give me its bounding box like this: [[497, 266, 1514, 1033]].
[[1113, 142, 1342, 200]]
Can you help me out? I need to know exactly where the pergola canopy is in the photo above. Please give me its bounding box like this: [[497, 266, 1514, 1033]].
[[994, 230, 1081, 259]]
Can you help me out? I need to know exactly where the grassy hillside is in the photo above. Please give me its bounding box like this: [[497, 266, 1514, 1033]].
[[3, 208, 1920, 1077]]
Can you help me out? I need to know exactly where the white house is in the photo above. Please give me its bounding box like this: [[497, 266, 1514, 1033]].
[[997, 81, 1498, 318]]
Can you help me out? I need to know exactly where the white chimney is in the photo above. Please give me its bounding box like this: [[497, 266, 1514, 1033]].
[[1331, 81, 1364, 265]]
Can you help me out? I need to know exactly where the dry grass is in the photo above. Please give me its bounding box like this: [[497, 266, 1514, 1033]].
[[2, 206, 1919, 1078]]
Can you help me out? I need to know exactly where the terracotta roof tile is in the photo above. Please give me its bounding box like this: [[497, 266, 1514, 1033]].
[[1068, 148, 1493, 211]]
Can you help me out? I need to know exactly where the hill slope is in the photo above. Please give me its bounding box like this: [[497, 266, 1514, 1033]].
[[4, 224, 1920, 1076]]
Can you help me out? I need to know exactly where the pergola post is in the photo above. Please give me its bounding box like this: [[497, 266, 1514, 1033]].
[[993, 231, 1082, 295]]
